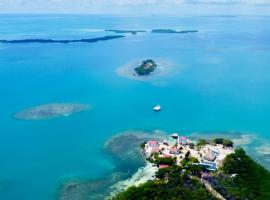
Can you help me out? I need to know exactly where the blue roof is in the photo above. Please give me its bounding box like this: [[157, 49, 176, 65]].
[[199, 161, 217, 171]]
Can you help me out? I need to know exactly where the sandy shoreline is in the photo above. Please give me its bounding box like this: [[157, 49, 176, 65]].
[[109, 161, 158, 198], [116, 59, 175, 81]]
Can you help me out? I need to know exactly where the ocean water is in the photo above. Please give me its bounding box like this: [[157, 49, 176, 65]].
[[0, 14, 270, 199]]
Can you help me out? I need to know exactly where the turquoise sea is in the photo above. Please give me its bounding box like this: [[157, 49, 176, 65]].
[[0, 15, 270, 200]]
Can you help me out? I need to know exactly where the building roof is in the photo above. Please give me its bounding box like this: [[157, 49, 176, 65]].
[[151, 147, 160, 153], [149, 140, 158, 146], [170, 147, 178, 154], [204, 151, 216, 162], [163, 153, 172, 158], [159, 164, 169, 169], [180, 136, 187, 140], [200, 161, 217, 171]]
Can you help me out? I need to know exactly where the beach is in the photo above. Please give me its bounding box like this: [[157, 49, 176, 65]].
[[109, 162, 158, 197]]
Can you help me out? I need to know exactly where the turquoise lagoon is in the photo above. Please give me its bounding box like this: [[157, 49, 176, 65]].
[[0, 15, 270, 199]]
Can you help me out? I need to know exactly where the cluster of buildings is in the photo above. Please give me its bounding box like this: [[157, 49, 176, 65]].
[[144, 133, 234, 171]]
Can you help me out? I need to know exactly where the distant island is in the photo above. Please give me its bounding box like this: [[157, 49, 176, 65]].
[[105, 29, 146, 34], [134, 59, 157, 76], [152, 29, 198, 34], [0, 35, 124, 44], [110, 135, 270, 200], [14, 103, 90, 120]]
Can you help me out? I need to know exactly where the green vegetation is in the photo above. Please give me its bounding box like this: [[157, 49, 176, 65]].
[[155, 166, 175, 179], [152, 154, 176, 166], [189, 143, 195, 149], [206, 148, 270, 200], [140, 142, 146, 149], [180, 151, 199, 168], [213, 138, 233, 147], [196, 138, 233, 148], [196, 139, 209, 147], [111, 142, 270, 200], [111, 166, 215, 200], [151, 29, 198, 34], [134, 59, 157, 75]]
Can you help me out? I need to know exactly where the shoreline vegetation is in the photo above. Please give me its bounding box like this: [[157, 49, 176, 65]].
[[105, 29, 198, 34], [116, 59, 174, 81], [56, 131, 270, 200], [134, 59, 157, 76], [0, 29, 198, 45], [105, 30, 146, 34], [152, 29, 199, 34], [109, 135, 270, 200], [0, 35, 125, 44]]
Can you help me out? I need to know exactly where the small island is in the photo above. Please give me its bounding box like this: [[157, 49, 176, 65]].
[[110, 134, 270, 200], [134, 59, 157, 76], [105, 29, 146, 35], [152, 29, 198, 34]]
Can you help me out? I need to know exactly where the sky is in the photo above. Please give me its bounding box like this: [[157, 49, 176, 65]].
[[0, 0, 270, 15]]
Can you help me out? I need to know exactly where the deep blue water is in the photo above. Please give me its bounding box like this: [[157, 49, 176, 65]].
[[0, 15, 270, 200]]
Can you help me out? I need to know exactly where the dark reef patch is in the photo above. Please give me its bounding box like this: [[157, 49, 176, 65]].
[[57, 131, 167, 200], [14, 103, 90, 120]]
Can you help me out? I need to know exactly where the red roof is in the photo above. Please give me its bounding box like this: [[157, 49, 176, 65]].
[[159, 164, 169, 169], [170, 147, 178, 153], [170, 147, 177, 151], [163, 153, 172, 158], [149, 140, 158, 145], [151, 147, 160, 153]]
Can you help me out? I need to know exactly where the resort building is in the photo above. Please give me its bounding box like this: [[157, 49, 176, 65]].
[[179, 136, 188, 145], [170, 147, 178, 154], [144, 134, 234, 172], [148, 140, 159, 147], [204, 151, 217, 162]]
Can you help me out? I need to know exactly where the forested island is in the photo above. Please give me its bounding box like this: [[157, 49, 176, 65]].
[[134, 59, 157, 76], [0, 35, 124, 44], [105, 29, 146, 34], [152, 29, 198, 34], [110, 136, 270, 200]]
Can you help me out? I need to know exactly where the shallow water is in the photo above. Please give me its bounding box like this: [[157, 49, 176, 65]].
[[0, 14, 270, 200]]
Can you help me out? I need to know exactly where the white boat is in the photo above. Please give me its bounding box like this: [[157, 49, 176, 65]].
[[153, 105, 162, 111]]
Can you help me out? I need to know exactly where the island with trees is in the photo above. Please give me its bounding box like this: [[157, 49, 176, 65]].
[[0, 35, 125, 44], [152, 29, 198, 34], [134, 59, 158, 76], [105, 29, 146, 34], [110, 135, 270, 200]]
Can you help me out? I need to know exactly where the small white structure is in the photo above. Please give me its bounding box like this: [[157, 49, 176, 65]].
[[153, 105, 162, 112], [179, 136, 188, 145], [171, 133, 179, 139]]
